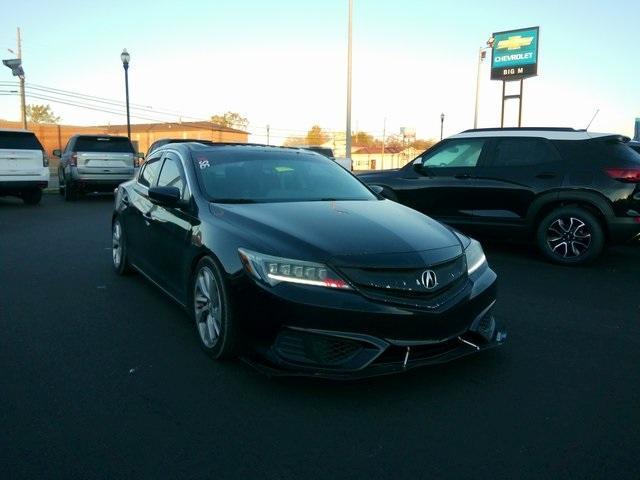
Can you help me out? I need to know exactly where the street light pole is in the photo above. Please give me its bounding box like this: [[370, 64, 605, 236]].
[[17, 28, 26, 129], [473, 47, 484, 129], [345, 0, 353, 160], [120, 49, 131, 139], [473, 38, 494, 129], [440, 113, 445, 140]]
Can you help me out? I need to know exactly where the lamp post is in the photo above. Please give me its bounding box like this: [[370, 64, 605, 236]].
[[440, 113, 445, 140], [120, 49, 131, 139], [473, 37, 494, 129], [345, 0, 353, 160]]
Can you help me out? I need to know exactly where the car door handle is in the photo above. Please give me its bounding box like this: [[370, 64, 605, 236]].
[[535, 172, 558, 179], [454, 173, 473, 179]]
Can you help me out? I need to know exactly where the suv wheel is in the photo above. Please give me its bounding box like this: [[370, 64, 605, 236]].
[[58, 170, 65, 195], [191, 257, 239, 359], [536, 206, 605, 265], [64, 178, 77, 201], [22, 188, 42, 205]]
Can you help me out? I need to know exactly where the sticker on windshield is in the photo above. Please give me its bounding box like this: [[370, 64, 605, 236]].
[[197, 158, 210, 169], [275, 166, 294, 173]]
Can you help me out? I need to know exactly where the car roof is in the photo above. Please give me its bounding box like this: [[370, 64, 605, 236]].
[[0, 128, 35, 134], [451, 128, 628, 141], [157, 142, 314, 155]]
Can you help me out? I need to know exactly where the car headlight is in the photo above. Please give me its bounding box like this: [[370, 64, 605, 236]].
[[238, 248, 351, 289], [465, 239, 487, 275]]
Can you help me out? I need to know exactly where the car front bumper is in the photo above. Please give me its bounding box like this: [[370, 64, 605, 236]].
[[238, 266, 504, 378]]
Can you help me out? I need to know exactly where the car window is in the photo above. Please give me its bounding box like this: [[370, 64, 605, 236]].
[[74, 136, 135, 153], [0, 131, 43, 150], [593, 140, 640, 164], [138, 157, 163, 187], [157, 155, 186, 197], [422, 139, 485, 169], [492, 138, 559, 167]]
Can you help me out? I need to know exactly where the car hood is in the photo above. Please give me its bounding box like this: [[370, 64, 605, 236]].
[[211, 200, 462, 266]]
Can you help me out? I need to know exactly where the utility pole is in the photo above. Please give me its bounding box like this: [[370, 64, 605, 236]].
[[345, 0, 353, 160], [473, 38, 494, 129], [266, 124, 270, 145], [17, 27, 26, 129], [381, 117, 386, 165], [473, 48, 483, 129]]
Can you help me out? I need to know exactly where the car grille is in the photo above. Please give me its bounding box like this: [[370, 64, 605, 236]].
[[337, 255, 468, 308], [274, 329, 364, 366]]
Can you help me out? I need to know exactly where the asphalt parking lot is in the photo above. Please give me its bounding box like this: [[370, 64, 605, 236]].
[[1, 193, 639, 479]]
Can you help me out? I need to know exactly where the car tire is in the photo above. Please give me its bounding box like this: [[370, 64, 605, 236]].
[[112, 217, 133, 275], [58, 170, 65, 195], [191, 256, 239, 359], [21, 188, 42, 205], [64, 179, 77, 201], [22, 188, 42, 205], [536, 206, 605, 265]]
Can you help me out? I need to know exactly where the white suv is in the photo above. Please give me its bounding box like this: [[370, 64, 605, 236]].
[[0, 129, 50, 205]]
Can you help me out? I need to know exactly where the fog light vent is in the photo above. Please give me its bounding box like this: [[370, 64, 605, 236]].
[[476, 312, 496, 340], [274, 330, 363, 366]]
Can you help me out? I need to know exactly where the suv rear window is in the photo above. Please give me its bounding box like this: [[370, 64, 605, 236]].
[[594, 139, 640, 164], [0, 131, 43, 150], [74, 136, 134, 153]]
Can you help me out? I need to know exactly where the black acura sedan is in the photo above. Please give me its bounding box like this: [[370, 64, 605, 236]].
[[112, 143, 505, 378]]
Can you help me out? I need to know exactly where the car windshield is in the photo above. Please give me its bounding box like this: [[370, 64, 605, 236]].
[[193, 150, 376, 203], [75, 136, 134, 153]]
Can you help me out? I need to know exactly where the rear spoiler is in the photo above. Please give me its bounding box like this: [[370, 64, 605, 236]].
[[588, 134, 631, 143]]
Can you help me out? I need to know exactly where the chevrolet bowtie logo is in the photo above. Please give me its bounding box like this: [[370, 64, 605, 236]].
[[497, 35, 533, 51]]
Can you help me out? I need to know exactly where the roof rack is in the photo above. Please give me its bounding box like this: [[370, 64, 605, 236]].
[[462, 127, 586, 133]]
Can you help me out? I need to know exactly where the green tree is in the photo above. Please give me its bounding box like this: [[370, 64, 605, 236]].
[[210, 111, 249, 130], [305, 125, 329, 146], [26, 104, 60, 124]]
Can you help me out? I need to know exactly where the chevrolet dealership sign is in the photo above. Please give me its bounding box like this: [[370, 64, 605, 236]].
[[491, 27, 539, 81]]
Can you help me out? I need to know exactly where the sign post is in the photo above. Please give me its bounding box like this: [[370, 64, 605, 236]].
[[490, 26, 539, 127]]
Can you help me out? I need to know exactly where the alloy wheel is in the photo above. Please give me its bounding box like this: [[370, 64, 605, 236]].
[[546, 216, 592, 258], [194, 267, 222, 348], [112, 221, 122, 268]]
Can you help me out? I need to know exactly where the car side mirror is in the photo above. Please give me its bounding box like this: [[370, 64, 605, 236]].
[[412, 158, 424, 172], [52, 149, 61, 157], [369, 185, 385, 197], [136, 152, 145, 159], [148, 186, 181, 207]]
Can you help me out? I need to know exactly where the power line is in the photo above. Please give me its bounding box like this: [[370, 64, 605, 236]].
[[1, 80, 390, 137]]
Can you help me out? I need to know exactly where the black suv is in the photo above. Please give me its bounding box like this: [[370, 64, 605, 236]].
[[359, 128, 640, 265]]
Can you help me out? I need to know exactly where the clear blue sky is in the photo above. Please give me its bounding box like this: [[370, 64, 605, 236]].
[[0, 0, 638, 141]]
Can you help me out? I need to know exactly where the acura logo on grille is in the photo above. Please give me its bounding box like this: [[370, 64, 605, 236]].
[[420, 270, 438, 290]]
